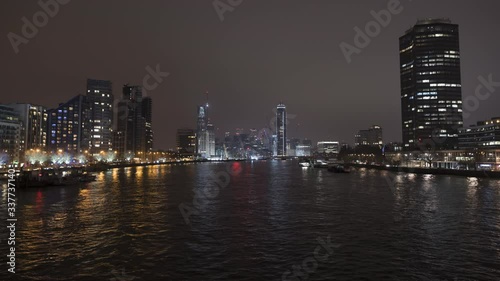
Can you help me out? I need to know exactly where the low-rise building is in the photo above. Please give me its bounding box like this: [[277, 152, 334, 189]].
[[296, 145, 311, 157], [355, 125, 383, 147], [459, 117, 500, 149], [316, 141, 340, 159], [385, 149, 500, 171]]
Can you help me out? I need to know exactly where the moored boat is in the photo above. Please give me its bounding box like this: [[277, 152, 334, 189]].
[[299, 161, 311, 167], [77, 173, 97, 182], [328, 165, 350, 173], [17, 169, 61, 188], [313, 160, 329, 168]]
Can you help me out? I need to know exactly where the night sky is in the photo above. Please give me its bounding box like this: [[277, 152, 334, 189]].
[[2, 0, 500, 150]]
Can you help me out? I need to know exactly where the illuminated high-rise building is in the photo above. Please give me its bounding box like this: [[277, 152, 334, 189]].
[[142, 96, 153, 153], [196, 105, 208, 157], [86, 79, 114, 153], [47, 95, 91, 153], [112, 130, 126, 159], [7, 103, 47, 151], [400, 19, 463, 150], [207, 122, 216, 157], [275, 103, 287, 157], [0, 105, 22, 163], [196, 92, 216, 159], [119, 85, 146, 158], [249, 128, 258, 141]]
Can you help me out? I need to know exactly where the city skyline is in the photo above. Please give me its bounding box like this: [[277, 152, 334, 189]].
[[2, 1, 500, 150], [2, 2, 500, 280]]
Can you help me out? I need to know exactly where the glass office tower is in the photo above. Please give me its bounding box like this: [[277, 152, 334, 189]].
[[276, 103, 287, 157], [400, 18, 463, 150]]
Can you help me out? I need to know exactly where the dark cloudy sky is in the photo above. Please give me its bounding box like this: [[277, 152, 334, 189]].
[[2, 0, 500, 149]]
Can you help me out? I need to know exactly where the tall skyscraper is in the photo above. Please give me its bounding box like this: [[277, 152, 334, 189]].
[[196, 93, 216, 159], [207, 122, 216, 157], [142, 96, 153, 153], [276, 103, 287, 157], [119, 85, 146, 158], [47, 95, 91, 153], [7, 103, 47, 151], [400, 19, 463, 150], [86, 79, 114, 154], [196, 105, 208, 157], [112, 130, 126, 159]]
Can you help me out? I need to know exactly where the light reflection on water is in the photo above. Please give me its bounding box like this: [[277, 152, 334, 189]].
[[0, 161, 499, 280]]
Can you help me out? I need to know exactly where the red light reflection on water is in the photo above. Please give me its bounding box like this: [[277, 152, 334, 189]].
[[231, 162, 242, 175], [36, 190, 43, 213]]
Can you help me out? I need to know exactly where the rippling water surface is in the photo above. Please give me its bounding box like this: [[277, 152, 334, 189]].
[[1, 160, 500, 280]]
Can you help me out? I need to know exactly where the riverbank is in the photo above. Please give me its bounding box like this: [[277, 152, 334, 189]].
[[0, 159, 247, 175], [107, 158, 246, 169], [346, 163, 500, 179], [0, 159, 248, 183]]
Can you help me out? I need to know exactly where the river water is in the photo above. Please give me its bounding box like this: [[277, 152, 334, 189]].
[[1, 160, 499, 280]]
